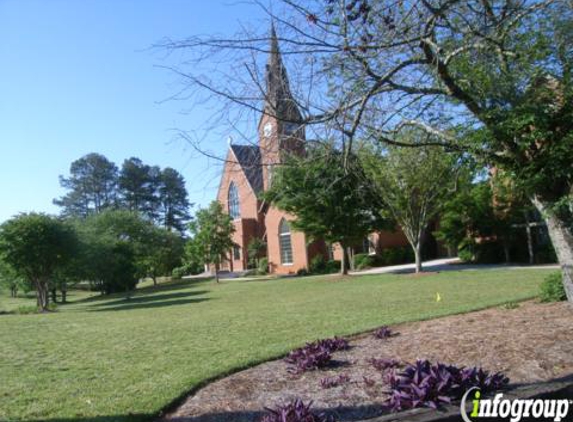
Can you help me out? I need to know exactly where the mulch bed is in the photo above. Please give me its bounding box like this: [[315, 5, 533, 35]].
[[163, 301, 573, 422]]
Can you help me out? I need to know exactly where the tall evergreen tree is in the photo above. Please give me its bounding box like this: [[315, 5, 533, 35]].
[[54, 153, 119, 217], [157, 167, 191, 233], [118, 157, 160, 219]]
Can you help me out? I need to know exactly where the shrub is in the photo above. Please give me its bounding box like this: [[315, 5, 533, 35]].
[[379, 246, 414, 266], [284, 343, 332, 373], [284, 337, 349, 373], [539, 271, 566, 302], [296, 268, 309, 277], [309, 255, 327, 274], [385, 360, 509, 412], [324, 260, 341, 274], [260, 398, 336, 422], [318, 336, 350, 352], [536, 243, 557, 264], [474, 241, 505, 264], [257, 257, 269, 275], [320, 374, 351, 389], [353, 253, 374, 270], [15, 305, 41, 315], [172, 261, 204, 279], [458, 247, 473, 263], [15, 302, 57, 314], [171, 266, 186, 280], [373, 326, 393, 339]]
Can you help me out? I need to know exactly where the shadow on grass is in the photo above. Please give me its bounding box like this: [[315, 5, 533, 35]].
[[88, 290, 211, 312], [77, 278, 213, 305], [92, 290, 209, 307]]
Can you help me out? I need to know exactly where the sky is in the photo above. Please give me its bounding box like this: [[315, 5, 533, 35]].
[[0, 0, 267, 223]]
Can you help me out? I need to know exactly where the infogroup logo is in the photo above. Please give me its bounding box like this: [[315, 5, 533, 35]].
[[460, 387, 571, 422]]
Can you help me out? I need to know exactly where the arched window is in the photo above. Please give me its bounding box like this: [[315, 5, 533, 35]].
[[228, 182, 240, 219], [278, 218, 293, 264]]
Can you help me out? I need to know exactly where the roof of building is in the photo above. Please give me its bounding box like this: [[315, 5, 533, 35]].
[[230, 144, 264, 193]]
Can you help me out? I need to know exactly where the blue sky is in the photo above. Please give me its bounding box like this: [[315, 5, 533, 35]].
[[0, 0, 267, 223]]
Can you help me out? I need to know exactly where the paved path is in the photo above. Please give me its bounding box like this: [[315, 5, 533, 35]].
[[353, 257, 559, 275], [185, 258, 558, 281]]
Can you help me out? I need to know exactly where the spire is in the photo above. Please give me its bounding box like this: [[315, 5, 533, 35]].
[[263, 24, 300, 123]]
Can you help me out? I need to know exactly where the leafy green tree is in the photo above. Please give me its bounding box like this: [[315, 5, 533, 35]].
[[264, 144, 385, 274], [362, 142, 458, 273], [74, 210, 155, 295], [0, 259, 26, 298], [158, 167, 191, 233], [54, 153, 119, 217], [0, 213, 77, 311], [119, 157, 160, 219], [247, 237, 266, 269], [189, 201, 235, 283], [141, 227, 185, 285]]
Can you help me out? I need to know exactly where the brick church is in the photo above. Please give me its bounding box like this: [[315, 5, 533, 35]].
[[216, 26, 408, 275]]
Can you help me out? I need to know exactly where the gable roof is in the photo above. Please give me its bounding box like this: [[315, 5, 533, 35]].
[[230, 144, 264, 194]]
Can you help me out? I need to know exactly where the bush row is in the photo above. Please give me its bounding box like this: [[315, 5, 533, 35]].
[[354, 246, 415, 270]]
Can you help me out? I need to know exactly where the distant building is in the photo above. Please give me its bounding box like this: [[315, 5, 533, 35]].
[[216, 26, 409, 274]]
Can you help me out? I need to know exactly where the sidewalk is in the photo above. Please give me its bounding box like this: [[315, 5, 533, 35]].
[[352, 257, 559, 275]]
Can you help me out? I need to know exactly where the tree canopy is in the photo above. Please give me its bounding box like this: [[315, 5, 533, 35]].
[[188, 201, 235, 282], [361, 140, 459, 272], [0, 213, 77, 311], [264, 143, 387, 274], [55, 153, 192, 234]]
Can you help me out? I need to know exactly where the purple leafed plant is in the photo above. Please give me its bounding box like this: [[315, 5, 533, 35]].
[[320, 373, 351, 389], [384, 360, 509, 412], [285, 343, 332, 373], [369, 358, 401, 371], [318, 336, 350, 352], [284, 337, 349, 373], [260, 399, 336, 422], [373, 326, 394, 339]]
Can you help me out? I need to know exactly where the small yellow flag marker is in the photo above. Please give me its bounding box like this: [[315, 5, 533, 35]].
[[436, 292, 442, 302]]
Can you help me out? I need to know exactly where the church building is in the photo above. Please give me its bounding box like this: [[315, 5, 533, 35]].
[[216, 26, 409, 275]]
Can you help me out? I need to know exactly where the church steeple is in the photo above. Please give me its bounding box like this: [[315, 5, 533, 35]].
[[259, 24, 305, 191], [263, 24, 301, 123]]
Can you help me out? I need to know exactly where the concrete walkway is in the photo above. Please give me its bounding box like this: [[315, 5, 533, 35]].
[[184, 258, 558, 280], [352, 257, 559, 275]]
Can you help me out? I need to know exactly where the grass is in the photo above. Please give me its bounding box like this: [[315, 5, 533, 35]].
[[0, 268, 551, 422]]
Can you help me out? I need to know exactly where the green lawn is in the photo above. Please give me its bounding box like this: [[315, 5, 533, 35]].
[[0, 268, 550, 422]]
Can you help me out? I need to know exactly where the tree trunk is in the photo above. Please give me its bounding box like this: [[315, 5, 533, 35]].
[[152, 276, 157, 286], [503, 239, 511, 264], [340, 244, 349, 275], [61, 289, 67, 304], [414, 243, 422, 273], [215, 263, 220, 283], [36, 280, 50, 312], [532, 196, 573, 303], [524, 212, 535, 265], [51, 287, 57, 304]]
